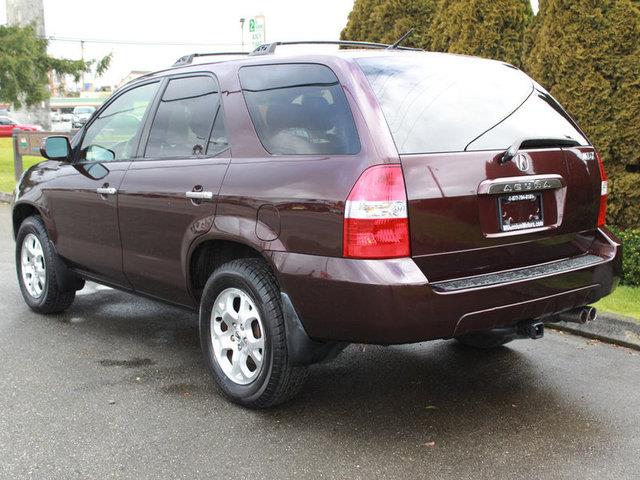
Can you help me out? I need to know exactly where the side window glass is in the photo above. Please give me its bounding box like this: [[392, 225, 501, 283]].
[[79, 82, 159, 162], [207, 104, 229, 156], [145, 76, 227, 158], [238, 64, 360, 155]]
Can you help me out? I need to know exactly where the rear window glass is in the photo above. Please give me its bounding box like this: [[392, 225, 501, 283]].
[[466, 89, 589, 150], [239, 64, 360, 155], [357, 54, 586, 154]]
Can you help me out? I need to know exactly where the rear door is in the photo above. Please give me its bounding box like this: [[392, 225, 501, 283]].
[[357, 54, 601, 281], [117, 74, 230, 306]]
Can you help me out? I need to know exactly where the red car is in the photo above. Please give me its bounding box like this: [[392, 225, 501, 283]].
[[0, 116, 42, 137]]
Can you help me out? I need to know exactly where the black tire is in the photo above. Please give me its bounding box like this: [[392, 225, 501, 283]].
[[15, 216, 76, 314], [199, 258, 307, 408], [455, 331, 514, 349]]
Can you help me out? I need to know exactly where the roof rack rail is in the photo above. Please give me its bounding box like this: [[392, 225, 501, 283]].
[[250, 40, 422, 56], [173, 52, 250, 67]]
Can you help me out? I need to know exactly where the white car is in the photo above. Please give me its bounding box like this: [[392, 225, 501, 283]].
[[72, 106, 96, 128]]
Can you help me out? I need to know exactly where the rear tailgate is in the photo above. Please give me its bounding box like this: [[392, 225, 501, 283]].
[[356, 53, 605, 283], [402, 146, 602, 282]]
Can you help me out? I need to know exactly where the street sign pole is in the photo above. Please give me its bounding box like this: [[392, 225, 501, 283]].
[[12, 128, 23, 181]]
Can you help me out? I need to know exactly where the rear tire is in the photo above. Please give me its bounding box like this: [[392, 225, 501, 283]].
[[199, 258, 307, 408], [455, 331, 514, 349], [16, 216, 76, 314]]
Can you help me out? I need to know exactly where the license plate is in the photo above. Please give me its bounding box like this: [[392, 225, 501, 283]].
[[498, 193, 543, 232]]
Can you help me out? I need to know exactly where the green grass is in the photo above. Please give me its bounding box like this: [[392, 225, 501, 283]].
[[0, 138, 42, 194], [593, 286, 640, 322]]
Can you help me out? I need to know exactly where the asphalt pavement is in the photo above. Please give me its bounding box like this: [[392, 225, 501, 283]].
[[1, 203, 639, 480]]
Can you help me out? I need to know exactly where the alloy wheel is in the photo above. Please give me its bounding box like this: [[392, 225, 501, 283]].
[[210, 287, 266, 385], [20, 233, 46, 298]]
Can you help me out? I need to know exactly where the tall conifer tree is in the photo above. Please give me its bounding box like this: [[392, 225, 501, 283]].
[[526, 0, 640, 227], [430, 0, 533, 67]]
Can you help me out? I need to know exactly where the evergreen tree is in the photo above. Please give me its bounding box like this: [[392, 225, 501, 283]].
[[525, 0, 640, 227], [430, 0, 533, 67], [340, 0, 383, 44], [341, 0, 436, 49]]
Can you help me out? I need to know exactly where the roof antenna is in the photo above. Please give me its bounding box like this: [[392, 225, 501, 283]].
[[388, 29, 415, 49]]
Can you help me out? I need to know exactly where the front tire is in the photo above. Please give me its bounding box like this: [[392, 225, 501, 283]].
[[199, 258, 307, 408], [16, 216, 76, 314]]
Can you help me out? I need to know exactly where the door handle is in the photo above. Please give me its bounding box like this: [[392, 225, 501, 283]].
[[96, 187, 117, 195], [185, 191, 214, 200]]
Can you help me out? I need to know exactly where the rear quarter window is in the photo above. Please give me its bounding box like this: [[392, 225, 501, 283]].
[[238, 63, 360, 155]]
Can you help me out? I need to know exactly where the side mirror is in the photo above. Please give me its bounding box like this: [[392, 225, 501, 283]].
[[40, 136, 71, 162]]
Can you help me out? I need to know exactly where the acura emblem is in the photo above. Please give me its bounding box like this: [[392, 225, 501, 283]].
[[514, 153, 530, 172]]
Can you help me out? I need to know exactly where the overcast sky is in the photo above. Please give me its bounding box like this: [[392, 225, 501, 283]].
[[1, 0, 540, 88]]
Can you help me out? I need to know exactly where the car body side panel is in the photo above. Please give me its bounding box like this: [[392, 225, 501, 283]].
[[13, 161, 59, 239], [117, 157, 230, 307], [28, 161, 131, 288], [214, 56, 400, 257]]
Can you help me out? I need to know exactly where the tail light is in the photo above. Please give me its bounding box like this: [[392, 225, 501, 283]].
[[343, 164, 410, 259], [596, 152, 608, 227]]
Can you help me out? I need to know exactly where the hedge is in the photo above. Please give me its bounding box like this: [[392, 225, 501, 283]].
[[609, 227, 640, 287]]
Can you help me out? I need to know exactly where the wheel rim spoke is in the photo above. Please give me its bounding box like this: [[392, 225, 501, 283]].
[[210, 287, 265, 385]]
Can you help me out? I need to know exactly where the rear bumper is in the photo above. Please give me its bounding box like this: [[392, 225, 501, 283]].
[[270, 228, 621, 344]]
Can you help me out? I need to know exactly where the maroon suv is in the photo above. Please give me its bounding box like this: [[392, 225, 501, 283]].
[[13, 42, 621, 408]]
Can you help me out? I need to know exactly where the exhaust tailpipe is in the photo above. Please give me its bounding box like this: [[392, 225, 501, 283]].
[[557, 306, 596, 324], [517, 320, 544, 340]]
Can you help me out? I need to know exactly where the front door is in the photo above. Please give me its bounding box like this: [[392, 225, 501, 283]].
[[117, 74, 230, 306], [45, 81, 160, 287]]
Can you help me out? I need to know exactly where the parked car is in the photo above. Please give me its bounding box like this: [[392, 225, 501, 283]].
[[61, 112, 73, 122], [71, 106, 96, 128], [0, 116, 42, 137], [50, 111, 62, 123], [12, 43, 621, 408]]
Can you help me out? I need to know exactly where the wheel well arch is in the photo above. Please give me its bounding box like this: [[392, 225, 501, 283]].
[[12, 203, 42, 240], [188, 239, 272, 302]]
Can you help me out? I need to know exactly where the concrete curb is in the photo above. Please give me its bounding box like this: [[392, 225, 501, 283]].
[[548, 312, 640, 351], [0, 192, 14, 203]]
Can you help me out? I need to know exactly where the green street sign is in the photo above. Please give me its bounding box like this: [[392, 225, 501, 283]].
[[249, 19, 255, 32]]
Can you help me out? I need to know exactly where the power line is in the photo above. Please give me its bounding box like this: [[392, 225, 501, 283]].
[[42, 35, 243, 47]]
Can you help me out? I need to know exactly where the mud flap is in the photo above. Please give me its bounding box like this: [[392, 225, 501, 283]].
[[49, 240, 85, 292], [280, 292, 346, 366]]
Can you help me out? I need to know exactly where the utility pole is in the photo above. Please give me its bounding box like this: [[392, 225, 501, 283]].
[[80, 40, 85, 91], [240, 18, 245, 52]]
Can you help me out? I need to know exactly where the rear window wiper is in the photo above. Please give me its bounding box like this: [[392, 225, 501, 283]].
[[500, 137, 581, 164]]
